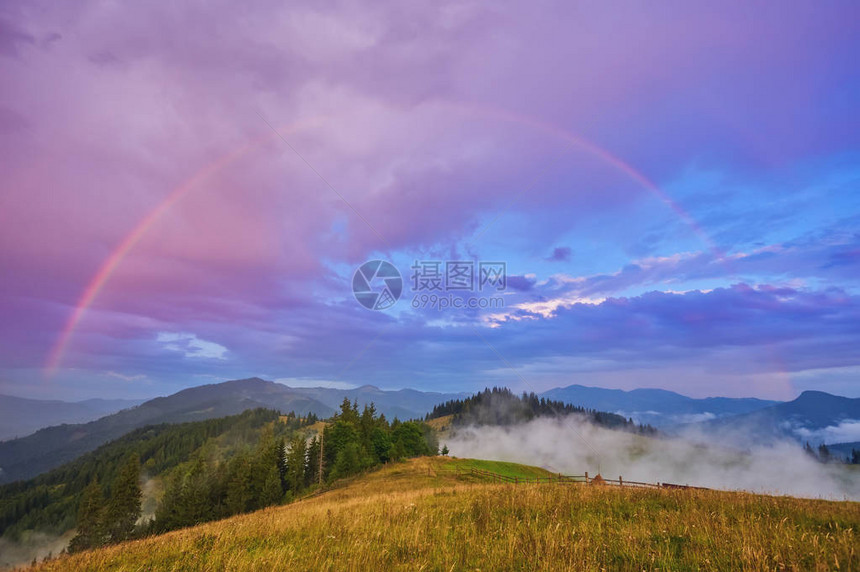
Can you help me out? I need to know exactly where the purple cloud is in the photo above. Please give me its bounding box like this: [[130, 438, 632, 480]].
[[506, 275, 537, 292], [0, 0, 858, 400], [545, 246, 572, 262]]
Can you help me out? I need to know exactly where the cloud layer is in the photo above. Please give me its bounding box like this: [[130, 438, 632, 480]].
[[447, 417, 860, 500], [1, 0, 859, 400]]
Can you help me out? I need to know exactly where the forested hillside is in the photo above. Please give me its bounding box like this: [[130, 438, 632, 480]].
[[427, 387, 656, 434], [0, 399, 439, 564], [148, 398, 437, 536], [0, 408, 299, 541], [0, 378, 334, 484]]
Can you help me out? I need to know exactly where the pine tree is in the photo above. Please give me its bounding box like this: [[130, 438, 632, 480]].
[[260, 464, 283, 506], [338, 397, 360, 425], [249, 433, 279, 509], [106, 453, 142, 543], [68, 479, 105, 553], [225, 455, 253, 515], [370, 427, 393, 463], [152, 472, 183, 532], [391, 439, 407, 462], [179, 456, 212, 525], [304, 436, 320, 487], [359, 404, 377, 451], [285, 435, 307, 492], [330, 442, 362, 480], [441, 444, 449, 456]]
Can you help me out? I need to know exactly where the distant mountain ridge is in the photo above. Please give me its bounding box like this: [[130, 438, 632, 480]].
[[1, 378, 855, 484], [688, 390, 860, 445], [539, 384, 780, 427], [0, 394, 143, 441], [0, 378, 465, 483], [288, 384, 469, 421]]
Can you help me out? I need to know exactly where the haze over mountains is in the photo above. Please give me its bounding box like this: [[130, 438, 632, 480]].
[[0, 395, 143, 442], [0, 378, 465, 483], [1, 377, 857, 484], [687, 390, 860, 447], [541, 384, 780, 427]]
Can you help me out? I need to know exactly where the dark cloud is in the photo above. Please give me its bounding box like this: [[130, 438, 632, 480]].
[[545, 246, 572, 262], [0, 17, 33, 57], [506, 275, 536, 291]]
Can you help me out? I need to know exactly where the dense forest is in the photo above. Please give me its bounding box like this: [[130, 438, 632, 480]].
[[0, 408, 299, 540], [427, 387, 657, 434], [0, 400, 439, 555], [148, 398, 437, 537]]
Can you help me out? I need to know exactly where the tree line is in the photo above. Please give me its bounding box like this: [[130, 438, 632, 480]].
[[427, 387, 657, 434], [68, 453, 142, 552], [145, 398, 437, 534], [804, 442, 860, 464], [0, 408, 292, 541]]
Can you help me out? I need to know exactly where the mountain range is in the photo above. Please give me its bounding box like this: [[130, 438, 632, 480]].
[[1, 378, 857, 484], [0, 378, 464, 483], [0, 395, 143, 442], [540, 384, 780, 427], [685, 390, 860, 447]]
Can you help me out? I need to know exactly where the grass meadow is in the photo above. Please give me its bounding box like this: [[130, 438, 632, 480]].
[[30, 456, 859, 571]]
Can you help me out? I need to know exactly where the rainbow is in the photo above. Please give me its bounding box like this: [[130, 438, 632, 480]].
[[45, 104, 730, 376], [44, 118, 323, 375], [438, 102, 726, 260]]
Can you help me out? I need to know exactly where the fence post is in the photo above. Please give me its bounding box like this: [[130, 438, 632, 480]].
[[619, 475, 623, 487], [585, 471, 588, 483]]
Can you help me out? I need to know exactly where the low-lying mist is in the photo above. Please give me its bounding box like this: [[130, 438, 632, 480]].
[[446, 417, 860, 500], [0, 531, 72, 569]]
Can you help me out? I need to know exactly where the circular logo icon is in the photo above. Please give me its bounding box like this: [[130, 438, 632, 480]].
[[352, 260, 403, 310]]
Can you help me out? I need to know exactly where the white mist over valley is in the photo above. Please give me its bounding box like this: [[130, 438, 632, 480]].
[[447, 417, 860, 500]]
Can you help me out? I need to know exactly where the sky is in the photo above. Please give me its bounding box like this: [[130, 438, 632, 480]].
[[1, 1, 859, 401]]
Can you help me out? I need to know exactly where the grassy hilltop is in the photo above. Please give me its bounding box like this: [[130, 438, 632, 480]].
[[32, 457, 859, 571]]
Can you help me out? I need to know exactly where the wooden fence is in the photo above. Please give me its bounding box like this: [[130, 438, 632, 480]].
[[469, 468, 708, 491]]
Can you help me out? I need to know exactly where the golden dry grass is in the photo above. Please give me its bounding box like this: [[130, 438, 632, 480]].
[[424, 414, 453, 432], [305, 420, 329, 435], [33, 457, 859, 571]]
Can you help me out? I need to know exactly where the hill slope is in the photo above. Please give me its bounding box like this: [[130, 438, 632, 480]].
[[0, 378, 465, 484], [34, 457, 859, 571], [0, 378, 331, 483], [0, 409, 292, 544]]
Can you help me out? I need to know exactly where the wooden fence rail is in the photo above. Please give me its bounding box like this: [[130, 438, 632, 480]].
[[469, 468, 708, 491]]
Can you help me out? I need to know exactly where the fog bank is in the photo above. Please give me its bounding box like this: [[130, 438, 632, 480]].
[[446, 417, 860, 500]]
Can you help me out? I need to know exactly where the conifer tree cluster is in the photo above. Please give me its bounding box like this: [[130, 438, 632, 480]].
[[68, 453, 142, 553], [0, 409, 290, 541], [148, 399, 437, 534], [804, 441, 860, 464], [427, 387, 657, 434]]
